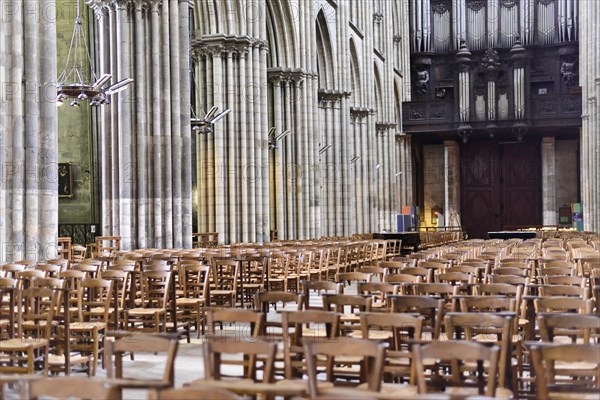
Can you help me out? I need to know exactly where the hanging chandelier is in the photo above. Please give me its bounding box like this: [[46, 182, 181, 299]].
[[56, 0, 132, 107]]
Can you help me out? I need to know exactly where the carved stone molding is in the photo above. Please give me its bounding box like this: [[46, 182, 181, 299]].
[[318, 89, 350, 102], [500, 0, 518, 8], [350, 107, 373, 121], [466, 0, 486, 12], [432, 0, 451, 14], [268, 68, 307, 84]]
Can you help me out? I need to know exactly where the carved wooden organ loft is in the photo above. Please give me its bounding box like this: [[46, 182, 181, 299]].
[[402, 0, 582, 139]]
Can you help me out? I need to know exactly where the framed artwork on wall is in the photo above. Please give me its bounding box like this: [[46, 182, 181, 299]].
[[58, 162, 74, 198]]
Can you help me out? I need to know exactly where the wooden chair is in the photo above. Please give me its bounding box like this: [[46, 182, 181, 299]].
[[209, 257, 239, 307], [445, 312, 516, 393], [322, 294, 372, 332], [530, 343, 600, 399], [66, 278, 113, 375], [281, 310, 340, 379], [413, 341, 500, 397], [124, 270, 171, 333], [356, 282, 398, 311], [388, 295, 444, 340], [358, 312, 424, 386], [98, 269, 130, 330], [0, 288, 53, 375], [29, 376, 119, 400], [304, 337, 386, 398], [254, 291, 303, 334], [266, 253, 289, 292], [176, 262, 210, 338], [302, 280, 343, 310], [105, 333, 179, 391], [203, 335, 276, 382]]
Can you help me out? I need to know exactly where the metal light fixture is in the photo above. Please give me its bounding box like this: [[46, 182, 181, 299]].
[[191, 106, 231, 134], [318, 144, 332, 154], [56, 0, 132, 107], [268, 128, 291, 149]]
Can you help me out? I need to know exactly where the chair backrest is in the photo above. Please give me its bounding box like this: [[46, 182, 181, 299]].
[[322, 293, 372, 314], [29, 376, 120, 400], [302, 280, 343, 310], [334, 272, 372, 284], [78, 278, 113, 323], [105, 333, 179, 387], [538, 313, 600, 343], [539, 284, 589, 299], [203, 336, 277, 383], [445, 312, 513, 388], [254, 291, 304, 313], [530, 343, 600, 399], [16, 287, 59, 339], [388, 295, 444, 339], [206, 308, 264, 338], [140, 270, 172, 308], [534, 296, 593, 314], [304, 337, 386, 397], [359, 312, 424, 350], [414, 341, 500, 397], [179, 263, 210, 301]]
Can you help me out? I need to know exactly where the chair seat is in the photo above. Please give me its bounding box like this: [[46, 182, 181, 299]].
[[357, 382, 418, 395], [211, 290, 235, 296], [445, 386, 512, 399], [347, 330, 393, 340], [176, 297, 203, 305], [127, 308, 166, 316], [47, 353, 90, 366], [70, 322, 106, 331], [0, 338, 48, 350]]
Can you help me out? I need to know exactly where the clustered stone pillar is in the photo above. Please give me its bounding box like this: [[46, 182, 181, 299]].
[[193, 38, 271, 243], [541, 137, 557, 225], [579, 1, 600, 232], [88, 0, 193, 249], [0, 0, 59, 262], [444, 140, 460, 228]]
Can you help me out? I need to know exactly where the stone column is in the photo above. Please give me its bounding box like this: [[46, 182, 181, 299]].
[[444, 140, 461, 228], [541, 137, 557, 225], [579, 0, 600, 231], [0, 0, 58, 261]]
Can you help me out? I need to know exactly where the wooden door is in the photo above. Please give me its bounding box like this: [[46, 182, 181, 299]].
[[461, 141, 502, 239], [460, 140, 542, 238], [501, 142, 542, 230]]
